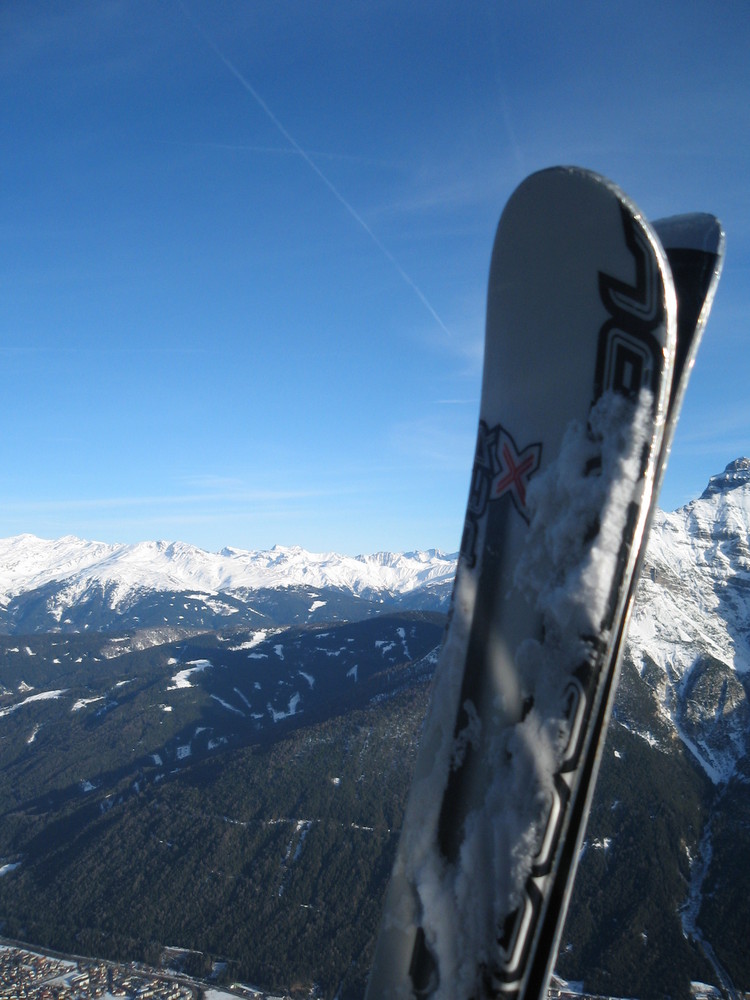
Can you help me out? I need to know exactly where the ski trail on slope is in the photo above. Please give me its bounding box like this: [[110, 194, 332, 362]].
[[175, 0, 451, 338]]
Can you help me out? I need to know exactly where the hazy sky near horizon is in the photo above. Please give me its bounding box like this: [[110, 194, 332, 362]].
[[2, 1, 749, 554]]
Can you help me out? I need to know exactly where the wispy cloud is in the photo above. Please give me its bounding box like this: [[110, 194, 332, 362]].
[[368, 163, 514, 223], [676, 402, 750, 451], [672, 435, 750, 460], [389, 412, 476, 473], [410, 299, 485, 380], [175, 0, 451, 339], [0, 485, 351, 514], [499, 90, 526, 179], [149, 137, 400, 170], [0, 345, 209, 357]]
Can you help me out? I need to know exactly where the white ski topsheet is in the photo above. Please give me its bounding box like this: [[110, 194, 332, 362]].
[[367, 168, 676, 1000]]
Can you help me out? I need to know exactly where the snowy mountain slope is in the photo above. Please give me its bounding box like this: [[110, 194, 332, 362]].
[[0, 535, 456, 633], [626, 457, 750, 783]]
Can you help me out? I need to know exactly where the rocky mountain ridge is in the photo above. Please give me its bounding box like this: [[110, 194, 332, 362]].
[[626, 457, 750, 785]]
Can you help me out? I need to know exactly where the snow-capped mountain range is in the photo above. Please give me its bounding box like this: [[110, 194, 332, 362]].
[[0, 535, 454, 606], [2, 458, 750, 785], [0, 536, 456, 632]]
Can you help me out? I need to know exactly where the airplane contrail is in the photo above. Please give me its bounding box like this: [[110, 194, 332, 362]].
[[176, 0, 451, 337]]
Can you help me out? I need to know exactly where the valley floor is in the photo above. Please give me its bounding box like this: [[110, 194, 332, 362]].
[[1, 939, 740, 1000], [0, 941, 229, 1000]]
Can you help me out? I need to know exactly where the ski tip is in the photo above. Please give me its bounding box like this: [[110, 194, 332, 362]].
[[652, 213, 725, 258]]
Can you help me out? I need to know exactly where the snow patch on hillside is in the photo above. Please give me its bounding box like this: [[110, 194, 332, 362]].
[[167, 659, 212, 690], [0, 689, 67, 718], [72, 696, 105, 711], [268, 692, 301, 722]]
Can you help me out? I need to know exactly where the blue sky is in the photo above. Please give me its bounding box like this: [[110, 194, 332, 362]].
[[2, 1, 748, 555]]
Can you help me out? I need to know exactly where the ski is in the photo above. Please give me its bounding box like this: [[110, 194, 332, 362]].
[[366, 169, 721, 1000], [652, 212, 724, 436], [513, 211, 725, 1000]]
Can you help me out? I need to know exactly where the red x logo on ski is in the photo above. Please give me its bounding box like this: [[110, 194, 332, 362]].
[[490, 428, 541, 519]]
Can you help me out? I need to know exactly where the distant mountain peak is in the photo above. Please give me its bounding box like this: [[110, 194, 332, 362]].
[[701, 457, 750, 499]]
